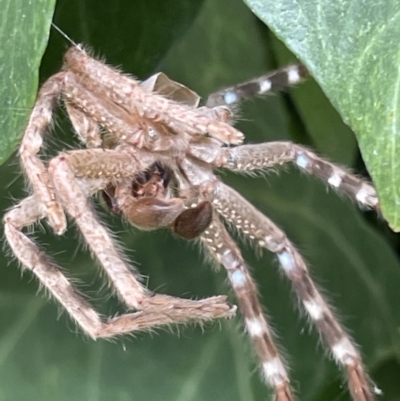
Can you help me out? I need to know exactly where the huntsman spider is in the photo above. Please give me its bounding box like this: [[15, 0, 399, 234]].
[[4, 45, 380, 401]]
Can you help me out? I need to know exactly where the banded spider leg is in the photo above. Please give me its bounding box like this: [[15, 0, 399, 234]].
[[205, 64, 308, 107], [196, 66, 379, 400]]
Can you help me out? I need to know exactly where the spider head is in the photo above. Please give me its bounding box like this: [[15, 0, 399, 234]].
[[101, 163, 212, 239]]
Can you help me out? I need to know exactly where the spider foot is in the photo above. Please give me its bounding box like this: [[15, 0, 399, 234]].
[[97, 295, 236, 338], [140, 294, 237, 320], [348, 364, 377, 401], [276, 384, 295, 401]]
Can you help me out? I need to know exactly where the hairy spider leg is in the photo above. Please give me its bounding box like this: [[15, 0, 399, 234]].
[[201, 216, 294, 401], [46, 148, 235, 317], [212, 181, 375, 401], [4, 159, 236, 341], [63, 46, 244, 144], [18, 72, 67, 234], [205, 64, 308, 107], [219, 142, 379, 210], [4, 195, 234, 338], [201, 69, 378, 400]]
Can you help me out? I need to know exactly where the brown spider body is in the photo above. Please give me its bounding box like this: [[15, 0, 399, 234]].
[[4, 46, 380, 401]]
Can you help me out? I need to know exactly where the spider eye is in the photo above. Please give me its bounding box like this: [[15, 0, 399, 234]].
[[173, 201, 213, 240]]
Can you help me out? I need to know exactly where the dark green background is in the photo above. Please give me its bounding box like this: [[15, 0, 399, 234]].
[[1, 1, 400, 400]]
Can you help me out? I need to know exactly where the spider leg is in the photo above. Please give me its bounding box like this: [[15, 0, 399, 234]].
[[212, 181, 375, 401], [18, 66, 146, 233], [63, 46, 244, 144], [63, 73, 150, 146], [200, 215, 294, 401], [19, 72, 67, 234], [3, 197, 234, 339], [64, 103, 102, 148], [205, 64, 308, 107], [18, 66, 150, 235], [47, 148, 235, 320], [46, 147, 163, 308], [218, 142, 379, 210], [3, 195, 103, 335]]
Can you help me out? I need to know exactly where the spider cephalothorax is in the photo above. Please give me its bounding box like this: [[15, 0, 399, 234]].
[[102, 161, 213, 239], [4, 45, 380, 401]]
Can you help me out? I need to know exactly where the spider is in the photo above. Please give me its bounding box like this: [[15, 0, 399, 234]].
[[3, 45, 380, 401]]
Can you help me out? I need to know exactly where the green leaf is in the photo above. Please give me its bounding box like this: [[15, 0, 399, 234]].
[[1, 0, 400, 401], [245, 0, 400, 231], [0, 0, 56, 163]]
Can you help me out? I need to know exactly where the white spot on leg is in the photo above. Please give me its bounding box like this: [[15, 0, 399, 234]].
[[287, 67, 301, 84], [223, 91, 238, 105], [245, 317, 264, 337], [303, 298, 324, 320], [218, 249, 240, 270], [278, 250, 295, 272], [230, 269, 246, 287], [328, 172, 342, 188], [355, 188, 368, 203], [332, 337, 358, 365], [259, 79, 272, 93], [262, 358, 287, 385], [295, 154, 310, 169], [356, 186, 378, 206]]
